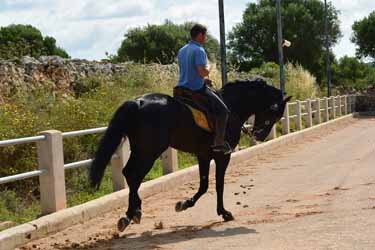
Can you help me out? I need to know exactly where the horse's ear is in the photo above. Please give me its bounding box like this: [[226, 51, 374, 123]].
[[284, 96, 292, 103]]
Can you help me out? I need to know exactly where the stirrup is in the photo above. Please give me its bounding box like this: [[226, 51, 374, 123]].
[[211, 142, 232, 155]]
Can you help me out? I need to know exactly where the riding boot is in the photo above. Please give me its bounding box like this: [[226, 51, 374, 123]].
[[211, 113, 232, 154]]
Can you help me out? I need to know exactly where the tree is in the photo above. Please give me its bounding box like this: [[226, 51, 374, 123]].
[[352, 11, 375, 60], [317, 51, 338, 87], [43, 36, 70, 58], [332, 56, 375, 88], [116, 21, 219, 64], [228, 0, 341, 81], [0, 24, 69, 60]]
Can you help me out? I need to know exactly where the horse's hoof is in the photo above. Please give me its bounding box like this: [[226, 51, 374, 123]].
[[175, 201, 185, 212], [132, 209, 142, 224], [117, 217, 131, 232], [176, 200, 194, 212], [222, 212, 234, 222]]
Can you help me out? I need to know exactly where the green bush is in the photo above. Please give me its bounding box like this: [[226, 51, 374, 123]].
[[0, 24, 69, 59], [72, 75, 103, 97], [116, 21, 219, 64], [248, 62, 319, 100], [284, 63, 318, 100], [0, 104, 39, 195]]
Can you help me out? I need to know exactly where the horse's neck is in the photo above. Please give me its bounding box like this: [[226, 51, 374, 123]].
[[221, 90, 257, 126], [225, 105, 253, 149]]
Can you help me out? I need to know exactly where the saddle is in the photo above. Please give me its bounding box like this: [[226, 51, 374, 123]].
[[173, 87, 215, 133]]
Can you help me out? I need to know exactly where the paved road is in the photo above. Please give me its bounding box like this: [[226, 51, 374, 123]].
[[20, 117, 375, 250]]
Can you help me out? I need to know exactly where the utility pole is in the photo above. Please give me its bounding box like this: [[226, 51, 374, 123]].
[[218, 0, 227, 87], [324, 0, 332, 96], [276, 0, 285, 95]]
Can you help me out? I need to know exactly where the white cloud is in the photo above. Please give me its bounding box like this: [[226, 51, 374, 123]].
[[79, 0, 156, 20], [0, 0, 159, 60], [331, 0, 375, 58]]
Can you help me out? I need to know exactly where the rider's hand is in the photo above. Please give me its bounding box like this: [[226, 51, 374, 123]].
[[205, 63, 211, 71], [204, 78, 213, 87], [206, 58, 211, 71]]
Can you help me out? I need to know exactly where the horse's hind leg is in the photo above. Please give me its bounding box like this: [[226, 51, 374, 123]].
[[117, 151, 158, 232], [175, 156, 210, 212], [214, 154, 234, 222]]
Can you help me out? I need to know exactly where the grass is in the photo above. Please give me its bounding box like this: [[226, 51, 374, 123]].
[[0, 154, 198, 225], [0, 189, 40, 224]]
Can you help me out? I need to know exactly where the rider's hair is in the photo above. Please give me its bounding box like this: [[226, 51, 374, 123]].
[[190, 24, 207, 39]]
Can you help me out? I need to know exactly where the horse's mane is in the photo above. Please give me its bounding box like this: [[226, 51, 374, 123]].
[[221, 78, 282, 98], [223, 78, 269, 90]]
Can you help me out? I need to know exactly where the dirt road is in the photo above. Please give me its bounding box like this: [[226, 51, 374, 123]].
[[20, 117, 375, 250]]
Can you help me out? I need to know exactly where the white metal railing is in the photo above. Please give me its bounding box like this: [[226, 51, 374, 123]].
[[62, 127, 107, 138], [0, 94, 357, 215], [0, 169, 47, 185], [0, 135, 45, 147]]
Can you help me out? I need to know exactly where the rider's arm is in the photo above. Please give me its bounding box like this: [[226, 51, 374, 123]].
[[195, 48, 209, 78]]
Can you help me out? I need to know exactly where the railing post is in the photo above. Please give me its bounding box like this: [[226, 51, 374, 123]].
[[282, 103, 290, 134], [331, 96, 336, 119], [315, 98, 321, 124], [350, 95, 355, 113], [353, 95, 357, 112], [37, 130, 66, 215], [306, 99, 313, 128], [110, 139, 129, 191], [267, 125, 277, 140], [343, 95, 348, 115], [295, 101, 302, 130], [161, 147, 178, 174], [338, 96, 342, 116], [324, 97, 329, 122]]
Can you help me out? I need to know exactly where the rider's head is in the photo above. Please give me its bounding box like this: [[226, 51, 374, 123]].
[[191, 24, 207, 44]]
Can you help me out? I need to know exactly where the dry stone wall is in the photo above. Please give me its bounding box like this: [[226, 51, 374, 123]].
[[0, 56, 130, 98]]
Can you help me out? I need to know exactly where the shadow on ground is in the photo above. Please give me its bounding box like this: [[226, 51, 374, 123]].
[[55, 223, 257, 250]]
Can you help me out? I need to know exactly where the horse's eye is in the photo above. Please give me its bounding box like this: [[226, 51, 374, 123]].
[[270, 104, 278, 111], [265, 120, 270, 125]]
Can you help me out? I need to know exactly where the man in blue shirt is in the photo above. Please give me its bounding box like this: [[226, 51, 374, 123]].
[[176, 24, 232, 154]]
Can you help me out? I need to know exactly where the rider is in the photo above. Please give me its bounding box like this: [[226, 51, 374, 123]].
[[175, 24, 232, 154]]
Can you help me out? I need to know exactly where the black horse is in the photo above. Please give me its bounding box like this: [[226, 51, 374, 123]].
[[89, 79, 291, 231]]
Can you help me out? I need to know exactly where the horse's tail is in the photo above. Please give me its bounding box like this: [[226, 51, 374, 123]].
[[89, 100, 138, 190]]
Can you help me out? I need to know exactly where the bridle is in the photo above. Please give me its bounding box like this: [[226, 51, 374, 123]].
[[229, 110, 256, 139], [241, 124, 253, 137]]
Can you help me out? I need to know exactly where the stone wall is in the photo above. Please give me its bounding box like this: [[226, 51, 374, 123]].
[[0, 56, 130, 98], [355, 95, 375, 112]]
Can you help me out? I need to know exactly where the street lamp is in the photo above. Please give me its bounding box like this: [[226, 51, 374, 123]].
[[324, 0, 332, 97], [276, 0, 285, 95], [282, 39, 291, 48], [218, 0, 227, 87]]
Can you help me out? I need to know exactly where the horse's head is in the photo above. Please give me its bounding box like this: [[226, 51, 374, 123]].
[[221, 78, 292, 141], [252, 95, 292, 141]]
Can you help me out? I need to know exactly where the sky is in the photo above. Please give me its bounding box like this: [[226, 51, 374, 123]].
[[0, 0, 374, 61]]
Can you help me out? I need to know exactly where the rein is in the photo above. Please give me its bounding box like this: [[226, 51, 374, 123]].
[[229, 110, 254, 140], [241, 125, 252, 137]]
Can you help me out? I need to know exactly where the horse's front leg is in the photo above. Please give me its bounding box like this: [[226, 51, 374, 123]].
[[175, 156, 210, 212], [214, 154, 234, 221]]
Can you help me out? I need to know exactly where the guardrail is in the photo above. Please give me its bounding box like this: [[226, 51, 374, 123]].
[[0, 94, 357, 215]]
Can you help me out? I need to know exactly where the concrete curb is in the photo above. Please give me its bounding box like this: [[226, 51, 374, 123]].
[[0, 114, 355, 250]]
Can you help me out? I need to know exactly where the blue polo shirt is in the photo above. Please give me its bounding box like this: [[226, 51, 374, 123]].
[[177, 41, 207, 91]]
